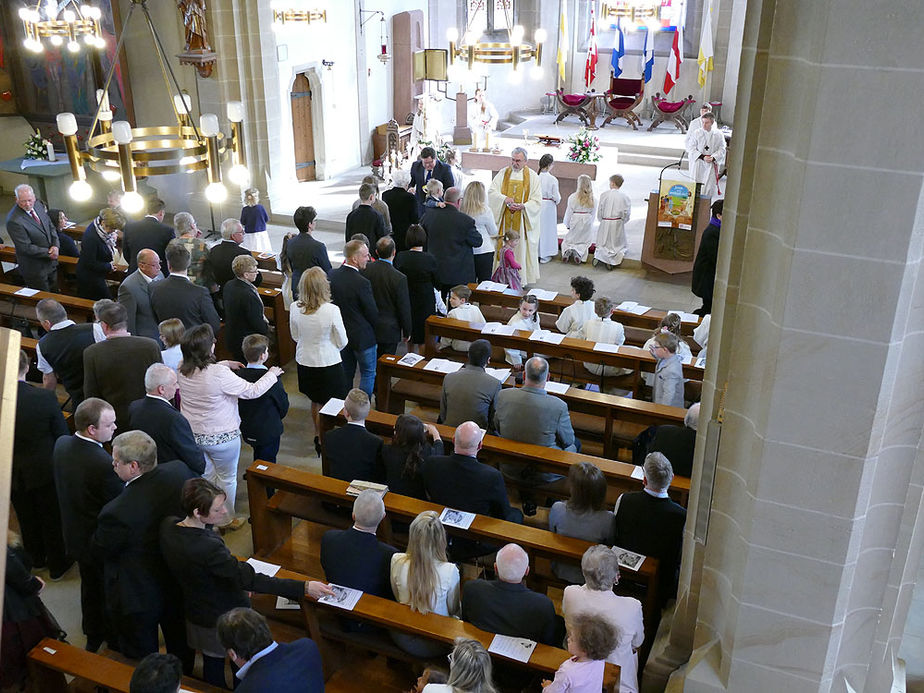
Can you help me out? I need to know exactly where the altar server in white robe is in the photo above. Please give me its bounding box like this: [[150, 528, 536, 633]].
[[560, 175, 597, 264], [686, 104, 713, 139], [537, 154, 561, 263], [488, 147, 543, 285], [685, 112, 726, 199], [469, 88, 499, 152], [593, 174, 631, 269]]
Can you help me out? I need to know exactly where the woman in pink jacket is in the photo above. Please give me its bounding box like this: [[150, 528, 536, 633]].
[[178, 324, 283, 531]]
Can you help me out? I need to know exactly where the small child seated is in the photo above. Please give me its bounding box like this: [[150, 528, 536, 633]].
[[445, 284, 486, 352], [236, 334, 290, 463], [581, 297, 630, 378], [650, 331, 685, 408], [504, 294, 540, 367], [158, 318, 185, 372], [541, 613, 618, 693]]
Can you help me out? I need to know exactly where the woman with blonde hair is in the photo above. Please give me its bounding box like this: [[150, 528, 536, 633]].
[[423, 638, 497, 693], [460, 181, 498, 282], [560, 174, 597, 264], [390, 510, 460, 657], [77, 206, 125, 299], [239, 187, 272, 252], [290, 267, 348, 450]]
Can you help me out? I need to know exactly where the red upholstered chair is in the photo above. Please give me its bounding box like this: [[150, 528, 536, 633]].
[[601, 77, 644, 130], [554, 89, 595, 126], [647, 93, 695, 133]]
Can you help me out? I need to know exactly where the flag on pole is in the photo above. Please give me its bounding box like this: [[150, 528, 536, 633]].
[[584, 6, 598, 88], [664, 24, 682, 93], [611, 18, 625, 78], [642, 29, 655, 84], [698, 0, 714, 87], [557, 6, 568, 85]]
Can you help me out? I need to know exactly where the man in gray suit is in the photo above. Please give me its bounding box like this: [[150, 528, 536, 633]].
[[4, 184, 59, 290], [118, 249, 163, 341], [440, 339, 501, 429]]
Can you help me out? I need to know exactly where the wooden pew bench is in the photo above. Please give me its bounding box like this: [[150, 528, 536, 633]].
[[250, 560, 622, 691], [318, 409, 690, 507], [27, 638, 224, 692], [375, 354, 686, 459], [246, 463, 661, 634]]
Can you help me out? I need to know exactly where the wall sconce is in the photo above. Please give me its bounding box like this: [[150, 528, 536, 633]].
[[322, 60, 335, 71]]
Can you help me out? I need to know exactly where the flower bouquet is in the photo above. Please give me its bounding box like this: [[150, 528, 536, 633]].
[[24, 130, 49, 160], [567, 127, 601, 164]]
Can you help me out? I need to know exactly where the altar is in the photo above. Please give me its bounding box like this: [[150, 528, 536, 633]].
[[461, 150, 597, 222]]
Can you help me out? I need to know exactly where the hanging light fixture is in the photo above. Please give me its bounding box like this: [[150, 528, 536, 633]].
[[359, 9, 390, 64], [56, 0, 249, 206], [18, 0, 105, 53], [600, 1, 661, 27], [445, 5, 546, 81]]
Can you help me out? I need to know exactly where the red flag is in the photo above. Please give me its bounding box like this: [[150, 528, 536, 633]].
[[584, 8, 598, 88], [664, 26, 682, 94]]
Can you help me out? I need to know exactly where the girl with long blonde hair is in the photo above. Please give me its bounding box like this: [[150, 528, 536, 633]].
[[561, 174, 598, 264], [461, 181, 498, 281]]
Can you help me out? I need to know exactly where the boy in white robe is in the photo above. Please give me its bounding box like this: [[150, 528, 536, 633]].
[[593, 174, 631, 269]]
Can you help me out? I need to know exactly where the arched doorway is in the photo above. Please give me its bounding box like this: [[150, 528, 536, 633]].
[[291, 73, 315, 181]]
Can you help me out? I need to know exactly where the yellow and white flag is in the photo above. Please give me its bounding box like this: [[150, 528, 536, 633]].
[[557, 6, 568, 85], [698, 0, 714, 87]]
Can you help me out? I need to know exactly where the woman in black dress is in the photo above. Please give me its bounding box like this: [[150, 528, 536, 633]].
[[76, 207, 124, 299], [381, 169, 419, 252], [394, 224, 440, 353], [382, 414, 444, 499], [160, 478, 331, 687]]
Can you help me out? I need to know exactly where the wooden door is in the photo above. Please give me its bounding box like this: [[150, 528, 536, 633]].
[[291, 73, 315, 181]]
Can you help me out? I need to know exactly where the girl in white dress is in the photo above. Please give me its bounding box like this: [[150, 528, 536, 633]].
[[537, 154, 561, 263], [560, 174, 596, 264], [505, 294, 541, 367], [555, 275, 596, 338]]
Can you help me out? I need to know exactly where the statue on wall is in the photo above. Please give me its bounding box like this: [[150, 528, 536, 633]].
[[176, 0, 217, 78]]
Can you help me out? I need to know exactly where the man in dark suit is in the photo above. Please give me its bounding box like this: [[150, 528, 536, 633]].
[[634, 402, 699, 478], [53, 397, 123, 652], [5, 183, 59, 290], [420, 186, 482, 294], [129, 363, 205, 474], [92, 430, 195, 668], [12, 349, 71, 579], [117, 248, 163, 341], [614, 452, 687, 603], [218, 608, 324, 693], [362, 236, 412, 356], [34, 298, 97, 407], [208, 218, 262, 310], [440, 339, 502, 429], [344, 183, 387, 246], [150, 240, 222, 333], [422, 421, 522, 523], [83, 301, 162, 431], [461, 543, 560, 645], [286, 206, 331, 300], [122, 197, 175, 275], [323, 388, 383, 483], [236, 335, 289, 464], [409, 146, 455, 216], [329, 239, 379, 396], [320, 489, 397, 600], [691, 199, 722, 316]]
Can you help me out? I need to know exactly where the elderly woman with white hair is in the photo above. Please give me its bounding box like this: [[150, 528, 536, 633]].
[[562, 545, 645, 693], [173, 211, 212, 288], [222, 254, 269, 362], [423, 638, 497, 693], [382, 169, 420, 252]]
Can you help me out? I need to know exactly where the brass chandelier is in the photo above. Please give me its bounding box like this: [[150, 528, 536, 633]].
[[18, 0, 105, 53], [270, 4, 327, 29], [56, 0, 249, 213]]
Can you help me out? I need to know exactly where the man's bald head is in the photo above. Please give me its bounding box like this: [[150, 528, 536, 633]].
[[137, 248, 162, 279], [444, 187, 462, 206], [495, 543, 529, 583], [454, 421, 484, 455]]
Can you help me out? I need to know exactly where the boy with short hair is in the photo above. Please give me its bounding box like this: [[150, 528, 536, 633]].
[[650, 332, 685, 408], [236, 334, 289, 463], [445, 284, 486, 352], [322, 388, 385, 482]]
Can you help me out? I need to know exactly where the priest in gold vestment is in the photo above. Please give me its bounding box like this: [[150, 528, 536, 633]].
[[488, 147, 543, 285]]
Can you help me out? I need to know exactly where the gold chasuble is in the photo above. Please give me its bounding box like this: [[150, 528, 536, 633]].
[[488, 166, 542, 285]]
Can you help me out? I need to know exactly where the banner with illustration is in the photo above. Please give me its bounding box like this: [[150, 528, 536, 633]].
[[657, 179, 696, 229]]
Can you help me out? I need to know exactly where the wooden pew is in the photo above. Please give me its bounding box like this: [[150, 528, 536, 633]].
[[425, 316, 705, 398], [467, 283, 702, 338], [251, 560, 621, 690], [375, 354, 686, 458], [0, 282, 96, 325], [27, 638, 224, 692], [318, 409, 690, 507], [246, 463, 660, 631]]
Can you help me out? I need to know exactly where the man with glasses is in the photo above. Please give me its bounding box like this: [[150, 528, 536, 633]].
[[118, 248, 164, 342]]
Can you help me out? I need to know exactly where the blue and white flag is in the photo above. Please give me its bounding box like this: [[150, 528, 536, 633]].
[[611, 19, 625, 78], [642, 29, 655, 83]]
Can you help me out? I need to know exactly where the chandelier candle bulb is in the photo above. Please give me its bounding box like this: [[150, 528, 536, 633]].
[[226, 101, 245, 123], [111, 120, 133, 145], [199, 113, 220, 137], [56, 112, 78, 136]]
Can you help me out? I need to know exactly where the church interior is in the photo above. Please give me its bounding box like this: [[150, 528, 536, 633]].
[[0, 0, 922, 692]]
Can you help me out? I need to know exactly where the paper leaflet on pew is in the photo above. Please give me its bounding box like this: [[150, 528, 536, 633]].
[[612, 546, 646, 572], [484, 367, 511, 382], [14, 287, 40, 297], [246, 558, 281, 577], [398, 352, 425, 367], [346, 480, 388, 498], [615, 301, 652, 316], [529, 330, 565, 345], [488, 634, 537, 663], [669, 310, 700, 323], [439, 507, 476, 529], [544, 381, 569, 395], [318, 583, 363, 611], [481, 322, 517, 336], [527, 288, 558, 301], [319, 397, 345, 417], [423, 358, 464, 374], [477, 280, 508, 292], [276, 596, 300, 610]]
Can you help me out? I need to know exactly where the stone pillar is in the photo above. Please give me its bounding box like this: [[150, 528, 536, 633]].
[[643, 0, 924, 691], [393, 11, 424, 126], [453, 91, 471, 145]]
